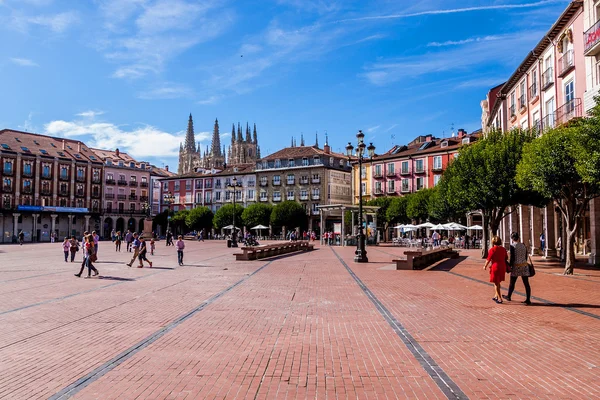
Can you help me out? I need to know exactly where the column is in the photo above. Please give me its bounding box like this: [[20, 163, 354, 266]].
[[85, 215, 91, 232], [51, 214, 58, 237], [68, 214, 73, 235], [70, 161, 76, 207], [34, 158, 41, 205], [15, 154, 22, 205], [320, 210, 324, 245], [341, 207, 345, 247], [466, 213, 473, 227], [52, 160, 59, 206], [589, 197, 600, 266], [520, 205, 532, 250], [373, 213, 379, 244], [32, 214, 38, 242], [531, 206, 543, 255], [510, 206, 519, 237], [13, 213, 20, 238], [544, 205, 557, 258]]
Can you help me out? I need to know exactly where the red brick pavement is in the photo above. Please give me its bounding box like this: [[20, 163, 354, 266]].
[[0, 241, 598, 399]]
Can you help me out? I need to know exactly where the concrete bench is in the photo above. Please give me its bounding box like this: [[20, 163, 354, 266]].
[[392, 247, 459, 270], [235, 241, 314, 261]]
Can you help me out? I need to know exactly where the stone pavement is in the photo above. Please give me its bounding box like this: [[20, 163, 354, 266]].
[[0, 241, 599, 399]]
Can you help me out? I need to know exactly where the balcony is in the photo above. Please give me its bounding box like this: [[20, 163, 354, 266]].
[[105, 179, 115, 185], [140, 196, 148, 202], [129, 194, 138, 200], [386, 170, 396, 178], [75, 191, 85, 198], [58, 191, 69, 197], [140, 182, 148, 188], [92, 192, 101, 199], [117, 180, 128, 186], [585, 19, 600, 56], [401, 185, 410, 193], [117, 194, 127, 200], [2, 169, 13, 176], [259, 196, 268, 202], [286, 180, 295, 186], [92, 177, 101, 184], [542, 67, 554, 90], [287, 195, 295, 201], [528, 82, 538, 102], [299, 179, 309, 185], [541, 114, 555, 132], [41, 174, 52, 180], [299, 195, 309, 201], [22, 187, 32, 194], [22, 171, 33, 178], [105, 193, 115, 199], [558, 50, 575, 78], [41, 189, 51, 196], [373, 170, 383, 178], [311, 178, 321, 184], [2, 185, 12, 192], [386, 186, 396, 194], [76, 176, 86, 183], [312, 194, 320, 200], [432, 164, 443, 172], [272, 180, 281, 186], [129, 181, 138, 187], [273, 196, 282, 202], [556, 98, 582, 126], [415, 167, 425, 174], [59, 175, 69, 182], [374, 188, 384, 195], [259, 181, 268, 187], [518, 95, 526, 111], [204, 199, 212, 204]]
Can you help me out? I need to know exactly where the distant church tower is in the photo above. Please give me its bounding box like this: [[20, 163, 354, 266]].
[[178, 115, 259, 174]]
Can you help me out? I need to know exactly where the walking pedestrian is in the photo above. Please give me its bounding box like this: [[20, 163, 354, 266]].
[[150, 238, 155, 255], [18, 230, 24, 245], [127, 233, 140, 267], [69, 235, 79, 262], [125, 230, 133, 252], [137, 237, 153, 268], [166, 230, 173, 246], [75, 234, 99, 278], [111, 229, 116, 242], [503, 232, 532, 305], [115, 231, 122, 252], [540, 232, 545, 253], [50, 232, 56, 243], [176, 235, 185, 266], [483, 236, 508, 304], [92, 231, 100, 260], [62, 237, 70, 262]]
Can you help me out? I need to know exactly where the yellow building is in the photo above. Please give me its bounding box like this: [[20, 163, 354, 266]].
[[352, 162, 372, 205]]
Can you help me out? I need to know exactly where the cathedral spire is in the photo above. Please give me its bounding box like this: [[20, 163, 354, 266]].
[[231, 124, 235, 144], [315, 132, 319, 148], [300, 134, 304, 147], [237, 122, 243, 142], [245, 122, 251, 142], [291, 136, 294, 147], [211, 118, 222, 156], [184, 114, 196, 152], [253, 123, 258, 144]]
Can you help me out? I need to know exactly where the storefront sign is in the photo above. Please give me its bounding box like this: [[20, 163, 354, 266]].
[[16, 206, 89, 213], [17, 205, 43, 212]]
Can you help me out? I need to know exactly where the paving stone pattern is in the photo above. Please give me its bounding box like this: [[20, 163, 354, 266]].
[[0, 241, 598, 399]]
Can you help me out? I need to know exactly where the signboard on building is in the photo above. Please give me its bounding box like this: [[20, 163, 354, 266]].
[[328, 170, 352, 204], [17, 206, 89, 213]]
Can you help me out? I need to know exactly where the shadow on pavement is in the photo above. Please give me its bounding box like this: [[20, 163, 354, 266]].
[[531, 303, 600, 309], [97, 276, 136, 281], [429, 256, 468, 272], [144, 267, 174, 270]]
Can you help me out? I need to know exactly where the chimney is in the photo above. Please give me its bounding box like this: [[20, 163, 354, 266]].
[[77, 142, 81, 152], [62, 140, 66, 150], [115, 148, 120, 156], [426, 135, 432, 142], [165, 165, 169, 171], [458, 129, 466, 139], [323, 143, 331, 154]]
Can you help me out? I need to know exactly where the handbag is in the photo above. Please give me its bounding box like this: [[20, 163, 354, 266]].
[[528, 256, 536, 277]]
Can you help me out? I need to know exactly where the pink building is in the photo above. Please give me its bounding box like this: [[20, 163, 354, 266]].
[[91, 148, 151, 237], [370, 131, 480, 198]]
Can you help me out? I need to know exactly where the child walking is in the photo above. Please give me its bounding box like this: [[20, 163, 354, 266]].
[[137, 237, 153, 268], [176, 235, 185, 266], [62, 237, 70, 262]]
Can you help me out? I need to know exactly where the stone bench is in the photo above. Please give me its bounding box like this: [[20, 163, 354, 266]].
[[235, 241, 314, 261], [392, 247, 459, 270]]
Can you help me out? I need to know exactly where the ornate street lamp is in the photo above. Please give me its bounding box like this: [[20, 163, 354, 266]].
[[226, 176, 242, 247], [163, 191, 175, 233], [346, 130, 376, 263]]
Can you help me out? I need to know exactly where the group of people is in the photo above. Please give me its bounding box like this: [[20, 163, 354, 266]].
[[484, 232, 533, 305], [60, 231, 101, 278]]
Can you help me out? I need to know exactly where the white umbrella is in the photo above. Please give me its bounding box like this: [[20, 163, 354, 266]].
[[222, 225, 240, 230], [251, 224, 269, 238], [394, 224, 405, 229], [431, 224, 446, 230], [416, 222, 435, 228], [467, 225, 483, 230], [451, 223, 468, 230], [403, 224, 417, 229]]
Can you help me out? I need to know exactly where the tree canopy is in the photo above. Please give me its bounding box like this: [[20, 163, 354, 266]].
[[270, 201, 307, 231], [406, 188, 434, 222], [213, 204, 245, 230], [185, 206, 214, 232], [241, 203, 273, 228]]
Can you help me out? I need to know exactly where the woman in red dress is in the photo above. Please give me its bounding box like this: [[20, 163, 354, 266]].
[[483, 236, 509, 304]]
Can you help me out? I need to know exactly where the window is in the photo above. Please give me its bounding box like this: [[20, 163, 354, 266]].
[[401, 178, 409, 192], [225, 191, 231, 201], [339, 159, 344, 167], [260, 176, 267, 186], [288, 158, 295, 167], [433, 156, 442, 170], [461, 137, 470, 145], [247, 190, 254, 200], [76, 184, 84, 196], [60, 166, 68, 179], [375, 181, 382, 193], [174, 181, 180, 191], [42, 165, 51, 178], [23, 180, 32, 192], [215, 179, 221, 188], [287, 190, 294, 200], [545, 98, 555, 128], [300, 189, 308, 200], [401, 161, 409, 174], [274, 159, 281, 168], [565, 80, 575, 110], [3, 160, 13, 174], [434, 175, 441, 186], [300, 175, 309, 184], [440, 141, 448, 149], [40, 149, 48, 155], [23, 163, 32, 176], [195, 180, 203, 189], [287, 174, 295, 185], [387, 180, 395, 193], [215, 192, 221, 201], [519, 80, 526, 108], [14, 137, 21, 142], [163, 182, 168, 190], [273, 175, 281, 185], [387, 163, 394, 175], [361, 166, 366, 179], [415, 159, 424, 173], [273, 191, 282, 201], [530, 69, 538, 98], [118, 161, 124, 167], [416, 177, 425, 190], [130, 175, 137, 183], [361, 182, 366, 195], [3, 177, 12, 190], [185, 180, 192, 191], [260, 191, 268, 201], [140, 163, 145, 169], [313, 156, 321, 164], [1, 143, 10, 149], [77, 168, 85, 179], [510, 91, 516, 117], [329, 157, 334, 165], [375, 164, 382, 176], [21, 146, 30, 152], [205, 180, 212, 188], [312, 174, 320, 183], [302, 157, 309, 166]]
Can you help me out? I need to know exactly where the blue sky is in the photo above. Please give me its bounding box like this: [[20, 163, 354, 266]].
[[0, 0, 570, 169]]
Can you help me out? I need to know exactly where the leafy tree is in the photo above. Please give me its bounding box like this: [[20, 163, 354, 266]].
[[213, 204, 245, 230], [152, 209, 174, 233], [366, 197, 394, 241], [241, 203, 273, 229], [171, 209, 190, 234], [270, 201, 307, 232], [386, 196, 410, 226], [517, 123, 600, 275], [185, 206, 214, 232], [438, 129, 541, 257], [406, 188, 434, 222]]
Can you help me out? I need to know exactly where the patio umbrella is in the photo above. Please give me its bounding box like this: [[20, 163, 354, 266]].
[[251, 224, 269, 237], [431, 224, 446, 230], [416, 222, 435, 229], [467, 225, 483, 230], [222, 225, 240, 230], [394, 224, 405, 229]]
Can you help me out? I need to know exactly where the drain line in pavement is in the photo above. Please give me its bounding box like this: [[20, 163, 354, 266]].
[[48, 260, 274, 400], [331, 248, 469, 400]]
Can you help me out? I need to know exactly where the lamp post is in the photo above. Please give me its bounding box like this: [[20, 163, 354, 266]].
[[226, 177, 242, 248], [346, 130, 375, 263], [163, 191, 175, 234]]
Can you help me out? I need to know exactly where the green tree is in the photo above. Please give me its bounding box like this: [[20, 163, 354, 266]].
[[386, 196, 410, 226], [152, 209, 174, 233], [213, 204, 245, 230], [241, 203, 273, 229], [438, 129, 541, 257], [185, 206, 214, 232], [366, 197, 394, 241], [270, 201, 307, 232], [517, 123, 600, 274], [171, 209, 190, 234], [406, 188, 434, 222]]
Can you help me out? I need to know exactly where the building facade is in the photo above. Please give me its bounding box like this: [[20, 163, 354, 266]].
[[0, 129, 103, 242], [91, 148, 151, 237]]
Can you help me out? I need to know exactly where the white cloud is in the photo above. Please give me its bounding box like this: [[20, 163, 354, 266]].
[[427, 35, 504, 47], [335, 0, 565, 23], [9, 57, 39, 67], [197, 95, 221, 105], [76, 110, 105, 118], [367, 125, 380, 133], [9, 11, 79, 33], [137, 83, 193, 100]]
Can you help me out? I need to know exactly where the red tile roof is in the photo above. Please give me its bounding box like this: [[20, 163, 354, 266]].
[[260, 145, 346, 161]]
